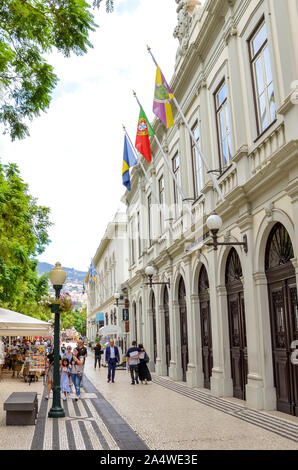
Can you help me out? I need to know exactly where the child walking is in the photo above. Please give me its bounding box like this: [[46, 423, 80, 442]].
[[60, 358, 71, 400]]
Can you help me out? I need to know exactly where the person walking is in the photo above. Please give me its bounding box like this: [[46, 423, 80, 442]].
[[63, 345, 73, 391], [93, 343, 103, 369], [138, 344, 152, 384], [105, 339, 120, 383], [60, 358, 71, 400], [70, 348, 84, 401], [126, 341, 140, 385]]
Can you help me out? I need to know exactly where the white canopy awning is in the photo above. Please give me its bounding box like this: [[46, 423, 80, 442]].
[[0, 308, 50, 336], [98, 325, 123, 336]]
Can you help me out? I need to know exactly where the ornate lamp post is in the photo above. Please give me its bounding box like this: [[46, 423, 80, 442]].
[[48, 262, 66, 419], [205, 213, 248, 253]]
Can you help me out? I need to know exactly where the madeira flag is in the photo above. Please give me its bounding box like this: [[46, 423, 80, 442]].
[[122, 135, 138, 191], [135, 107, 155, 163]]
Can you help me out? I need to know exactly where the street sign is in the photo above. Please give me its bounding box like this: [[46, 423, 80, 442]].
[[122, 309, 129, 321]]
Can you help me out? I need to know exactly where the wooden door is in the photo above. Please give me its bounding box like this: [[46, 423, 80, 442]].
[[164, 287, 171, 376], [199, 265, 213, 389], [178, 277, 188, 382], [151, 293, 157, 364], [266, 223, 297, 416], [226, 249, 248, 400]]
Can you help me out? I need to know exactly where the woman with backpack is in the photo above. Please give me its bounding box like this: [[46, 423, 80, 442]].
[[137, 344, 152, 384]]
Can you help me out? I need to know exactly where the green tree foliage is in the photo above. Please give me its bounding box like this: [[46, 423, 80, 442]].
[[0, 162, 52, 311], [0, 0, 98, 140]]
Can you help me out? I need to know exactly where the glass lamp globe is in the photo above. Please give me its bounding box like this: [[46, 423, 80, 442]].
[[114, 292, 120, 300], [49, 262, 66, 286], [145, 266, 155, 277], [206, 214, 223, 231]]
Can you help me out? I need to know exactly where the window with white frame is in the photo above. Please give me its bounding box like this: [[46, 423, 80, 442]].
[[215, 81, 232, 170], [249, 19, 276, 134], [191, 121, 203, 198]]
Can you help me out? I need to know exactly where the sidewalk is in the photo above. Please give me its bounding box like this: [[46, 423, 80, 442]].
[[0, 369, 44, 450], [1, 355, 298, 450], [85, 354, 298, 450]]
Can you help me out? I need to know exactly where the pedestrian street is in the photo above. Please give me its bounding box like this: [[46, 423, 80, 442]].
[[1, 352, 297, 451]]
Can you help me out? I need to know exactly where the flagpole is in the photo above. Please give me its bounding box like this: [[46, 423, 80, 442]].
[[133, 91, 195, 227], [147, 46, 225, 203], [123, 125, 174, 239]]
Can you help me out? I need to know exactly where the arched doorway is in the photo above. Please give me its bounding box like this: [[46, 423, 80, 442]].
[[178, 277, 188, 382], [151, 293, 157, 363], [199, 265, 213, 389], [265, 222, 297, 416], [163, 286, 171, 376], [226, 248, 248, 399]]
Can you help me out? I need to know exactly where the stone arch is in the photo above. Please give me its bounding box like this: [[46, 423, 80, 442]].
[[173, 265, 187, 301], [216, 242, 244, 287], [191, 253, 210, 296], [254, 209, 296, 274]]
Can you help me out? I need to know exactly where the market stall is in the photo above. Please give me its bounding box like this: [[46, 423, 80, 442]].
[[0, 308, 50, 381]]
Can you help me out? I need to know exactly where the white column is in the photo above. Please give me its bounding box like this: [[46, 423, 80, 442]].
[[156, 283, 167, 376], [183, 256, 202, 387], [169, 300, 182, 381], [209, 248, 233, 396], [190, 294, 205, 387], [252, 272, 277, 410]]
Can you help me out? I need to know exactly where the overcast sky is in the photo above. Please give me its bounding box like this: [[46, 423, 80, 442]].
[[0, 0, 200, 272]]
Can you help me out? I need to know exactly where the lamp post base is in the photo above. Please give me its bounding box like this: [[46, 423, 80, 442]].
[[48, 406, 65, 418]]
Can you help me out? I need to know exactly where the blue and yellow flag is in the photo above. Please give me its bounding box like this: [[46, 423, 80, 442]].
[[88, 260, 98, 284], [122, 135, 138, 191]]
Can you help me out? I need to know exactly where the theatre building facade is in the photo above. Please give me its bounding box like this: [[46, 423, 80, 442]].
[[121, 0, 298, 416]]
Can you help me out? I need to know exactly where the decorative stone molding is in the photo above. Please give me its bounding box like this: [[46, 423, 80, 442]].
[[253, 272, 267, 285], [216, 285, 227, 296], [195, 72, 207, 95], [174, 1, 194, 61], [286, 178, 298, 203], [290, 258, 298, 273], [264, 202, 274, 221], [224, 18, 238, 45]]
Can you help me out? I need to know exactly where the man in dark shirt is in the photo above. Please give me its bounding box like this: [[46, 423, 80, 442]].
[[126, 341, 141, 385], [77, 340, 88, 363], [93, 343, 102, 369]]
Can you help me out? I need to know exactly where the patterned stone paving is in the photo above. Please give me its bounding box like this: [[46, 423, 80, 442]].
[[31, 375, 148, 450]]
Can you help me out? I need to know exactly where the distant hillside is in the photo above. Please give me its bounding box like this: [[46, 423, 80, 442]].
[[37, 262, 87, 283]]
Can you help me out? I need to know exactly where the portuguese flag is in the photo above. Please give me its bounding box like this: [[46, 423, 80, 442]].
[[135, 107, 155, 163]]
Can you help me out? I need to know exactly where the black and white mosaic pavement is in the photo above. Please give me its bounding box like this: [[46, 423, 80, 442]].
[[31, 375, 148, 451]]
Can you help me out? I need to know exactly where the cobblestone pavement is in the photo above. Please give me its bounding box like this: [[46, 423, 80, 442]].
[[1, 353, 298, 450]]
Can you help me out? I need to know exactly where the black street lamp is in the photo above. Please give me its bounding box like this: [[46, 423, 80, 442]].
[[48, 262, 66, 419], [205, 213, 248, 253]]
